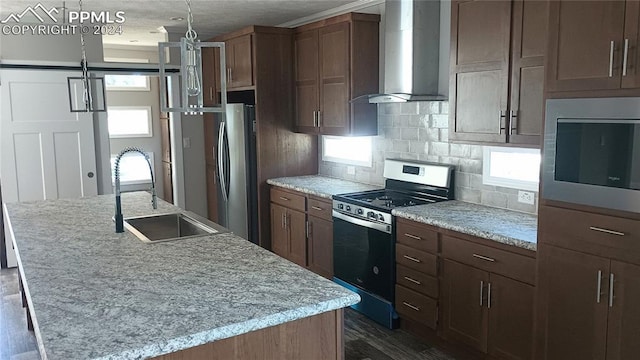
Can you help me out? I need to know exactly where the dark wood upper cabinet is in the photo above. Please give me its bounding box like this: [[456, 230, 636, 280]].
[[226, 35, 253, 89], [450, 0, 547, 146], [546, 1, 626, 93], [201, 47, 218, 106], [294, 13, 379, 136]]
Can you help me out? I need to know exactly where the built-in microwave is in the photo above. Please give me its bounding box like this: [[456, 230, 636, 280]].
[[543, 97, 640, 213]]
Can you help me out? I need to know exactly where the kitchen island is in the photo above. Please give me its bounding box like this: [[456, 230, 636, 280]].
[[3, 192, 359, 359]]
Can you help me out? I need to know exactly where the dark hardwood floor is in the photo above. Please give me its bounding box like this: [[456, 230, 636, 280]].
[[2, 267, 465, 360]]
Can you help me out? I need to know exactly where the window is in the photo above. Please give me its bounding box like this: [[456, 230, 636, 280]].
[[107, 106, 153, 138], [104, 74, 150, 91], [110, 152, 154, 185], [321, 135, 373, 167], [482, 146, 540, 191]]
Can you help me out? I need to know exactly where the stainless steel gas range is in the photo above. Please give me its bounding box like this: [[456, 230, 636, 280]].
[[332, 159, 455, 328]]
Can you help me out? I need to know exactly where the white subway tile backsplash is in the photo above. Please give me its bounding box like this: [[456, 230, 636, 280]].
[[318, 101, 538, 214]]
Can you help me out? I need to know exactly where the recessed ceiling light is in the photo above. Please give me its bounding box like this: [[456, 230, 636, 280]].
[[169, 16, 184, 21]]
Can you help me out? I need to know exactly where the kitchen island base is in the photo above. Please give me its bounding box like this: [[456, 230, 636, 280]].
[[153, 309, 344, 360]]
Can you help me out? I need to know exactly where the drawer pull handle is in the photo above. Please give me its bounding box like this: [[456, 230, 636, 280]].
[[473, 254, 496, 262], [402, 302, 420, 312], [279, 196, 290, 201], [311, 206, 323, 211], [589, 226, 625, 236], [403, 255, 421, 263], [404, 233, 422, 240], [403, 276, 422, 285]]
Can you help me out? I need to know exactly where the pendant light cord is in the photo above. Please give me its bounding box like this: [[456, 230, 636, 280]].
[[185, 0, 197, 41], [78, 0, 92, 110]]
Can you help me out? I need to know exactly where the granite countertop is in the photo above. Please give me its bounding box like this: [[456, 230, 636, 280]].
[[267, 175, 380, 199], [4, 192, 359, 360], [392, 200, 538, 251]]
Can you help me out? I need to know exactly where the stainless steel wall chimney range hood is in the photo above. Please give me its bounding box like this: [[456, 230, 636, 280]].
[[366, 0, 449, 103]]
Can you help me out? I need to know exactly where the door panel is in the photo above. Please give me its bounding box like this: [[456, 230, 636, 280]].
[[1, 69, 98, 203], [606, 260, 640, 360], [537, 245, 609, 360], [294, 30, 319, 131], [622, 0, 640, 88], [228, 35, 253, 88], [308, 216, 333, 278], [442, 259, 489, 352], [288, 209, 307, 267], [488, 274, 534, 360], [270, 204, 288, 258], [319, 22, 349, 135], [455, 0, 512, 66]]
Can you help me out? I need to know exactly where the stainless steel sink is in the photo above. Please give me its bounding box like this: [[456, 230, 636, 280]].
[[123, 212, 225, 243]]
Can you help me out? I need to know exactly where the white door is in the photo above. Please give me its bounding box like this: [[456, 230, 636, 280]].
[[1, 69, 98, 267]]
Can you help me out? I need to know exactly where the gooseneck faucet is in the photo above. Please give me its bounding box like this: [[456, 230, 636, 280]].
[[114, 147, 157, 233]]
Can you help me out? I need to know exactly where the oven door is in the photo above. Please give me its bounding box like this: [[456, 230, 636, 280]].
[[332, 210, 394, 302]]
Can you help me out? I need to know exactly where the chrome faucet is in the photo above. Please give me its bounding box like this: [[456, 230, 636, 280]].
[[114, 146, 157, 233]]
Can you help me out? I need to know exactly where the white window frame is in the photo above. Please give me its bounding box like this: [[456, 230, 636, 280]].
[[107, 106, 153, 138], [482, 146, 540, 191], [321, 135, 373, 167], [110, 151, 154, 186], [104, 74, 150, 91]]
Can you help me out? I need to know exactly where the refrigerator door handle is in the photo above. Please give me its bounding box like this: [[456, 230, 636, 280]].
[[218, 121, 228, 203]]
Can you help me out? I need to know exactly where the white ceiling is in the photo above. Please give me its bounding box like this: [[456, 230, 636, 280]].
[[0, 0, 382, 47]]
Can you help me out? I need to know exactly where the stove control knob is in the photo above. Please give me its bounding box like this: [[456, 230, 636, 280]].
[[367, 211, 375, 218], [357, 208, 363, 215], [378, 214, 384, 222], [346, 205, 351, 212], [338, 203, 344, 210]]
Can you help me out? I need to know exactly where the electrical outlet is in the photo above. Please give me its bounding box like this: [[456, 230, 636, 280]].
[[347, 166, 356, 175], [518, 191, 535, 205]]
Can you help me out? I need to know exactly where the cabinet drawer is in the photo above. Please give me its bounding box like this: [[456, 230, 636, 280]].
[[307, 197, 332, 221], [395, 285, 437, 329], [396, 219, 438, 253], [396, 265, 439, 299], [540, 205, 640, 258], [442, 235, 535, 285], [270, 187, 305, 212], [396, 243, 437, 276]]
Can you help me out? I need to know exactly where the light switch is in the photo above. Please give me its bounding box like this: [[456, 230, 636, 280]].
[[183, 137, 191, 148]]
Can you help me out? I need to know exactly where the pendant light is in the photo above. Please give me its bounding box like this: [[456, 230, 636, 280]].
[[158, 0, 227, 113], [67, 0, 106, 112]]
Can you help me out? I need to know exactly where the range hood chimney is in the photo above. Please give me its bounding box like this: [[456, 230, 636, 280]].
[[367, 0, 448, 103]]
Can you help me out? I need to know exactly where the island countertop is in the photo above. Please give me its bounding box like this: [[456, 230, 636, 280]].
[[4, 192, 359, 360]]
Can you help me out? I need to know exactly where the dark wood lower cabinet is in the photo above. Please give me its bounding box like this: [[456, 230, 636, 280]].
[[152, 309, 344, 360], [442, 259, 489, 352], [270, 203, 288, 259], [606, 260, 640, 360], [307, 215, 333, 278], [269, 202, 306, 267]]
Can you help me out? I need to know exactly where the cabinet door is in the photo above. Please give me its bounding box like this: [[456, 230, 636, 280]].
[[307, 216, 333, 278], [162, 161, 173, 204], [227, 35, 253, 88], [546, 0, 625, 92], [622, 1, 640, 89], [536, 245, 609, 360], [270, 204, 288, 258], [160, 117, 171, 163], [294, 30, 319, 132], [201, 47, 218, 106], [450, 0, 511, 144], [606, 260, 640, 360], [442, 259, 489, 353], [288, 209, 307, 267], [508, 0, 547, 146], [488, 274, 534, 360], [318, 22, 350, 135]]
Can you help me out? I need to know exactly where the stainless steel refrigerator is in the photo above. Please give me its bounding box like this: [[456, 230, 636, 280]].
[[216, 103, 258, 243]]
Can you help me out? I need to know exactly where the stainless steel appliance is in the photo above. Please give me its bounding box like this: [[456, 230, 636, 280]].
[[216, 103, 258, 242], [332, 159, 455, 328], [543, 98, 640, 213]]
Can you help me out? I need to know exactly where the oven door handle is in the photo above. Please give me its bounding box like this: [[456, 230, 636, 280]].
[[332, 210, 391, 234]]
